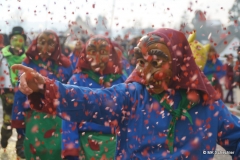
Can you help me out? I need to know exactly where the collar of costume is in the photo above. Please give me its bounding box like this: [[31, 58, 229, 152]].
[[152, 89, 197, 153], [81, 69, 122, 85], [125, 28, 217, 101], [24, 31, 71, 68], [31, 59, 59, 75], [76, 35, 122, 75]]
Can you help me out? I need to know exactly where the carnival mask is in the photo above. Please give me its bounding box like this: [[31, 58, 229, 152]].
[[75, 40, 83, 52], [134, 35, 172, 94], [10, 35, 25, 54], [188, 32, 210, 70], [86, 38, 111, 73], [37, 31, 57, 60]]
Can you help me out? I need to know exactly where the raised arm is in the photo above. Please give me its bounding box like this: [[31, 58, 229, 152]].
[[35, 78, 130, 124]]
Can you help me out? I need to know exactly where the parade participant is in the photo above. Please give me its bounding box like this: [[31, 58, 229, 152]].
[[11, 30, 73, 160], [62, 36, 126, 160], [126, 36, 141, 76], [203, 45, 226, 100], [0, 26, 27, 159], [224, 54, 234, 104], [69, 39, 84, 69], [187, 31, 210, 70], [234, 46, 240, 109], [13, 28, 240, 159], [112, 41, 129, 77], [0, 34, 5, 50], [0, 34, 9, 49]]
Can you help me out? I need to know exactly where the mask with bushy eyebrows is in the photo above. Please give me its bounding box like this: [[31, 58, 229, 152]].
[[134, 34, 172, 94], [86, 37, 111, 73]]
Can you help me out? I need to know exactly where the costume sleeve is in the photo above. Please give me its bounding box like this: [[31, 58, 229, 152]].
[[61, 120, 80, 157], [217, 100, 240, 159], [29, 77, 132, 124], [11, 89, 27, 128]]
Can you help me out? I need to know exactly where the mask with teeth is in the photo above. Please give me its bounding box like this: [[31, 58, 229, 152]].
[[76, 36, 123, 75], [133, 35, 172, 94], [36, 31, 57, 60], [86, 38, 111, 74], [24, 30, 71, 67], [126, 28, 217, 101]]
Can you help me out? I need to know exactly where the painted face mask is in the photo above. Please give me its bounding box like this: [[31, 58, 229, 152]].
[[24, 30, 71, 68], [86, 38, 111, 73], [10, 35, 25, 54], [188, 32, 210, 70], [126, 28, 217, 102], [37, 31, 57, 60], [134, 35, 172, 94], [75, 40, 83, 51]]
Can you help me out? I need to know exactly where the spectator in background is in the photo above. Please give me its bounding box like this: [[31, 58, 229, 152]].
[[69, 39, 84, 69], [224, 54, 234, 104], [0, 34, 5, 50], [61, 45, 72, 57], [125, 36, 141, 76], [234, 46, 240, 109], [203, 45, 226, 100], [0, 26, 27, 159], [112, 41, 130, 77], [0, 33, 10, 47]]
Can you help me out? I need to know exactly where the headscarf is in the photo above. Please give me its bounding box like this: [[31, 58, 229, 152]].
[[125, 28, 217, 100], [76, 35, 122, 75], [24, 30, 71, 68]]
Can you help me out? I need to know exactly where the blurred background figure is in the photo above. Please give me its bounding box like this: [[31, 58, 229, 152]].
[[0, 26, 27, 159], [112, 41, 130, 77], [203, 45, 226, 100], [0, 35, 5, 50], [0, 34, 9, 50], [59, 34, 72, 57], [69, 39, 84, 69], [224, 54, 235, 104], [187, 31, 210, 71], [125, 36, 141, 76], [234, 47, 240, 109]]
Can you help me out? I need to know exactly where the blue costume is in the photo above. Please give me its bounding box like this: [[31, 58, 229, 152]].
[[11, 31, 73, 160]]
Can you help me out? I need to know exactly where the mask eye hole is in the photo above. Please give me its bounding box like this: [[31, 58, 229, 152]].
[[151, 60, 162, 68], [151, 61, 158, 67], [137, 59, 145, 67]]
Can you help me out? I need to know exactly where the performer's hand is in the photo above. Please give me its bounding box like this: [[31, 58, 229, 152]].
[[11, 64, 45, 95]]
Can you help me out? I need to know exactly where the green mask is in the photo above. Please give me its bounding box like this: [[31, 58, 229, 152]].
[[10, 35, 25, 49]]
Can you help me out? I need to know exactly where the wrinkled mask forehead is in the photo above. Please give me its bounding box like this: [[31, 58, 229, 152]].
[[38, 31, 57, 43], [134, 34, 171, 62], [87, 37, 110, 48]]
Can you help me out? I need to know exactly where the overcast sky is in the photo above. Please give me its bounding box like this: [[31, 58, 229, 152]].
[[0, 0, 235, 37]]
